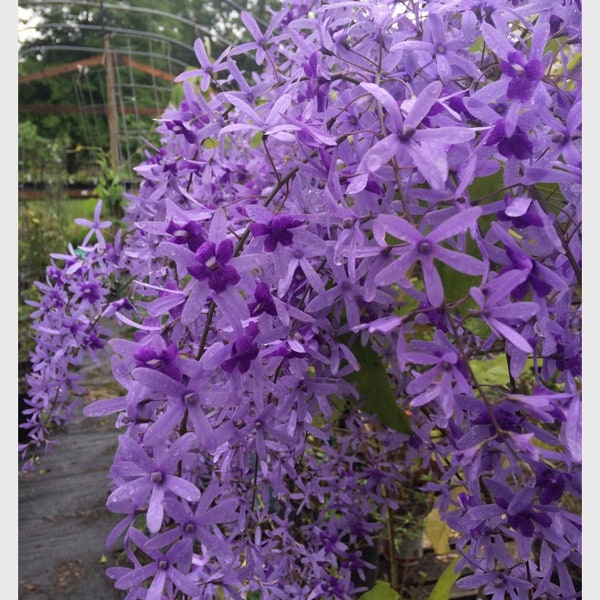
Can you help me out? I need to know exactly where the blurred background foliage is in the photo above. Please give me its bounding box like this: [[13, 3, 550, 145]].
[[18, 0, 279, 176]]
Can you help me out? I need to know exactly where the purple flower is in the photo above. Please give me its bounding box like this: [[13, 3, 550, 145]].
[[481, 20, 549, 105], [220, 322, 260, 374], [74, 200, 112, 247], [134, 342, 182, 381], [235, 401, 293, 461], [250, 214, 304, 252], [164, 119, 197, 143], [469, 270, 539, 353], [404, 331, 472, 421], [165, 218, 206, 252], [495, 488, 552, 538], [107, 529, 199, 599], [305, 258, 391, 330], [347, 80, 476, 193], [456, 569, 534, 600], [484, 119, 533, 160], [500, 51, 544, 103], [144, 478, 238, 556], [536, 468, 570, 505], [229, 10, 283, 66], [77, 281, 102, 305], [248, 281, 278, 317], [107, 433, 201, 534], [188, 239, 241, 294], [391, 10, 481, 84], [467, 479, 554, 560], [128, 365, 225, 450], [173, 38, 229, 92], [496, 194, 544, 228], [485, 221, 567, 301], [373, 206, 485, 306]]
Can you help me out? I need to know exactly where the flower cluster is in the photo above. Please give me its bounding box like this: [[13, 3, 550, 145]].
[[22, 0, 581, 598], [19, 202, 129, 470]]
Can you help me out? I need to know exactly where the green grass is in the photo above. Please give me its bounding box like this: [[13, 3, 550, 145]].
[[21, 196, 100, 225], [18, 194, 120, 363]]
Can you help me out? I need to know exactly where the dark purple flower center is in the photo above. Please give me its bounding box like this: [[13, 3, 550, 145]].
[[418, 240, 433, 255], [552, 131, 568, 145], [184, 521, 196, 534], [151, 470, 164, 484], [399, 125, 416, 141], [81, 283, 100, 303], [184, 392, 199, 407], [249, 282, 277, 317], [158, 559, 169, 571], [166, 219, 205, 251]]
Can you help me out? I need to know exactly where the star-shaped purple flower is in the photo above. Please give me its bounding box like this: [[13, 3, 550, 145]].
[[373, 206, 485, 306], [187, 239, 241, 294], [500, 51, 544, 103], [347, 80, 475, 193], [250, 214, 305, 252]]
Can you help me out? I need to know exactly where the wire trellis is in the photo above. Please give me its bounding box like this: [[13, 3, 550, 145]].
[[18, 0, 250, 181]]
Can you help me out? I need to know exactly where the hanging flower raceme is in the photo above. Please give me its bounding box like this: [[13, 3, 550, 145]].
[[22, 0, 582, 598]]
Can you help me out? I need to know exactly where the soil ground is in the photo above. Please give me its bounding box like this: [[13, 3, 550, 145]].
[[18, 356, 125, 600]]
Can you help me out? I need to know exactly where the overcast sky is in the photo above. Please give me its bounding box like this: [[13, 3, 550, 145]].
[[18, 7, 43, 47]]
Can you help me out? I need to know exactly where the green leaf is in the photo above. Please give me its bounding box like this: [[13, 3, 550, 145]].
[[466, 169, 505, 205], [203, 137, 219, 149], [251, 131, 264, 148], [469, 354, 510, 386], [344, 340, 412, 434], [425, 508, 452, 554], [428, 557, 461, 600], [567, 52, 581, 72], [169, 83, 184, 109], [464, 316, 493, 340], [359, 580, 400, 600], [438, 262, 481, 305]]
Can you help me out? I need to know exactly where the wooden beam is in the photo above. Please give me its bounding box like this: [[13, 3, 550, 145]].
[[19, 54, 176, 86], [117, 56, 175, 83], [18, 104, 163, 116], [18, 55, 105, 85]]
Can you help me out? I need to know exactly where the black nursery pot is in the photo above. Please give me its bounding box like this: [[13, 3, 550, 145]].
[[350, 536, 380, 591], [18, 393, 30, 445]]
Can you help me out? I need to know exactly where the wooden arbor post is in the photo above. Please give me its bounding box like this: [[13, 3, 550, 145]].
[[103, 34, 120, 172]]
